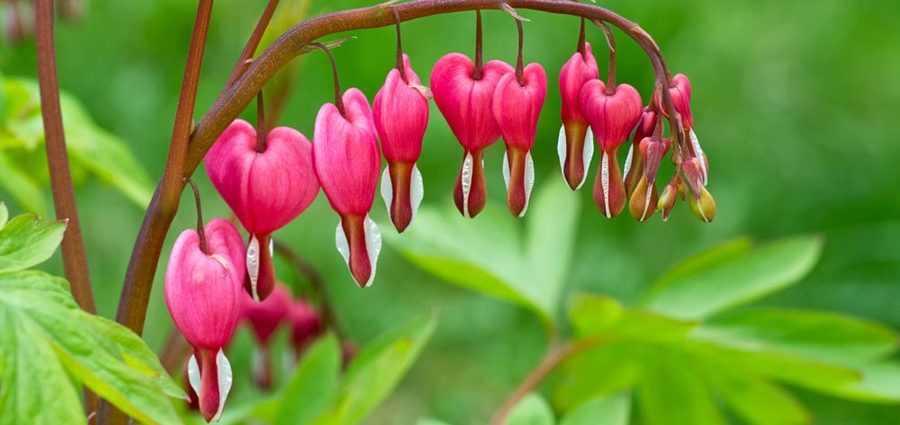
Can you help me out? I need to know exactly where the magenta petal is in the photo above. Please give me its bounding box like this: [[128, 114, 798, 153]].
[[492, 63, 547, 150], [242, 283, 291, 345], [559, 42, 599, 125], [579, 81, 643, 151], [374, 54, 429, 163]]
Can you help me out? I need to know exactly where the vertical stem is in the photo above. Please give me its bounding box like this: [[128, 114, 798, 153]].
[[226, 0, 281, 86], [597, 20, 616, 94], [311, 42, 344, 116], [256, 91, 268, 151], [473, 10, 484, 79], [392, 7, 407, 82], [183, 178, 207, 254], [514, 16, 525, 85], [576, 17, 585, 55]]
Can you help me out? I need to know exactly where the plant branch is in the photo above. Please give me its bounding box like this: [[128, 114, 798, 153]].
[[226, 0, 281, 87], [115, 0, 684, 377], [273, 240, 346, 341]]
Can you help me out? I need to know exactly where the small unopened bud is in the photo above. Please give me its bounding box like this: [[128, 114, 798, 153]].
[[629, 176, 657, 222], [689, 186, 716, 223], [658, 182, 678, 221]]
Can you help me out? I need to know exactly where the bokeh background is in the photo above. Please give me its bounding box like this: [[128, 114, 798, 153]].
[[1, 0, 899, 423]]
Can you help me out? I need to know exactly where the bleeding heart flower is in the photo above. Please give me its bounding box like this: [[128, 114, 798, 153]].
[[165, 219, 244, 422], [557, 42, 599, 190], [623, 107, 659, 195], [373, 54, 430, 233], [289, 300, 321, 358], [313, 88, 382, 288], [241, 283, 291, 389], [654, 73, 708, 184], [493, 63, 547, 217], [431, 53, 513, 218], [205, 119, 319, 301], [579, 80, 643, 218], [681, 155, 716, 223], [628, 136, 670, 222]]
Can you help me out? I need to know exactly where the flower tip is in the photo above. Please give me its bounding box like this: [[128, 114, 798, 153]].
[[335, 215, 381, 288], [690, 186, 716, 223]]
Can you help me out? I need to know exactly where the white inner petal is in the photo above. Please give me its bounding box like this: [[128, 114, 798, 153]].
[[622, 143, 634, 180], [187, 354, 201, 398], [519, 151, 536, 217], [460, 152, 474, 218], [246, 235, 260, 301], [334, 221, 350, 268], [213, 349, 233, 422], [601, 151, 611, 218], [379, 166, 393, 217], [641, 183, 653, 222], [556, 124, 567, 180], [268, 237, 274, 257], [410, 165, 424, 223], [502, 150, 510, 190], [580, 129, 594, 190], [363, 215, 382, 288], [690, 129, 708, 185]]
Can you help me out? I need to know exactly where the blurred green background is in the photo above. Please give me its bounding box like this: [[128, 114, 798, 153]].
[[1, 0, 899, 423]]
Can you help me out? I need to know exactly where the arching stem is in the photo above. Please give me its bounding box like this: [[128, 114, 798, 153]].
[[311, 41, 345, 116], [596, 20, 616, 95], [392, 7, 408, 82], [184, 178, 207, 254]]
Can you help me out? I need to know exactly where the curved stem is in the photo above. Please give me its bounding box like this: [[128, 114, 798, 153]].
[[273, 241, 346, 341], [114, 1, 685, 382], [310, 41, 345, 116], [392, 7, 408, 82], [576, 17, 586, 55], [183, 178, 207, 254], [596, 20, 616, 94], [226, 0, 281, 87]]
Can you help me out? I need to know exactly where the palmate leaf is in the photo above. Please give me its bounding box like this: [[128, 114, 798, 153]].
[[387, 180, 580, 324]]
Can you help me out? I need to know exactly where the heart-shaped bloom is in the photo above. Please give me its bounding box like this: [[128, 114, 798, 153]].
[[579, 80, 643, 218], [557, 42, 599, 190], [654, 73, 708, 184], [241, 283, 291, 389], [493, 64, 547, 217], [165, 219, 244, 422], [289, 300, 321, 358], [373, 54, 430, 233], [314, 88, 382, 288], [205, 120, 319, 301], [431, 53, 513, 218]]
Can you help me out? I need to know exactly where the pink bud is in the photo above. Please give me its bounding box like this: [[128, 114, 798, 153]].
[[313, 88, 382, 288], [557, 43, 599, 190], [623, 108, 659, 195], [205, 120, 319, 300], [242, 283, 291, 345], [165, 219, 244, 422], [628, 137, 669, 222], [579, 81, 643, 218], [654, 74, 708, 184], [492, 63, 547, 217], [431, 53, 514, 218], [373, 54, 430, 233], [289, 300, 322, 357]]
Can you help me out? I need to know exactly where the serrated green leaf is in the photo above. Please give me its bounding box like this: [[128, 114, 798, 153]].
[[696, 308, 897, 364], [559, 393, 630, 425], [505, 393, 555, 425], [641, 236, 824, 319], [0, 213, 65, 272], [0, 150, 47, 215], [331, 315, 437, 425], [275, 334, 341, 425], [701, 368, 810, 425], [637, 349, 725, 425], [0, 271, 183, 424]]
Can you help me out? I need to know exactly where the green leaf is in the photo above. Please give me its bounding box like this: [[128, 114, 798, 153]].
[[650, 238, 752, 291], [274, 335, 341, 425], [330, 314, 437, 425], [559, 393, 631, 425], [700, 365, 809, 425], [505, 394, 555, 425], [0, 271, 183, 424], [0, 150, 47, 215], [568, 294, 697, 342], [387, 181, 579, 324], [0, 212, 65, 272], [553, 341, 642, 412], [0, 202, 7, 229], [641, 236, 824, 319], [834, 361, 900, 402], [696, 308, 897, 364], [637, 349, 725, 425]]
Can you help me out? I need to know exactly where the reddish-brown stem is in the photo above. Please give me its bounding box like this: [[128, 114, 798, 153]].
[[34, 0, 98, 417], [183, 178, 207, 254], [311, 41, 345, 116], [113, 5, 685, 405], [473, 10, 484, 79], [225, 0, 281, 87], [513, 15, 525, 85], [256, 91, 268, 152], [576, 17, 586, 55], [597, 20, 617, 94], [392, 7, 408, 83], [273, 240, 346, 341]]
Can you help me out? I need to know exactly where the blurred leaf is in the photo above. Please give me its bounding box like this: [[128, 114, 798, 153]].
[[0, 151, 47, 215], [559, 393, 631, 425], [0, 271, 182, 425], [650, 238, 752, 291], [505, 393, 555, 425], [0, 211, 65, 272], [0, 202, 7, 228], [328, 314, 437, 425], [388, 181, 579, 324], [274, 334, 341, 425], [637, 349, 725, 425], [553, 341, 642, 412], [641, 236, 824, 319], [834, 361, 900, 402], [416, 419, 455, 425], [702, 369, 810, 425], [696, 308, 897, 364], [568, 294, 696, 342]]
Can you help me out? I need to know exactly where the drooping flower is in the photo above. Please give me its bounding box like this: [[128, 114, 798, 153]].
[[493, 63, 547, 216], [557, 42, 599, 190], [205, 120, 319, 301], [242, 283, 292, 389], [373, 54, 430, 232], [579, 80, 643, 218], [623, 107, 659, 196], [628, 136, 669, 222], [654, 73, 708, 184], [165, 219, 244, 422], [681, 155, 716, 223], [431, 53, 513, 218], [289, 299, 322, 358], [313, 88, 382, 288]]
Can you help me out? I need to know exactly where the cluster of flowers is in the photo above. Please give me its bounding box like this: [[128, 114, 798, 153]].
[[164, 15, 714, 422]]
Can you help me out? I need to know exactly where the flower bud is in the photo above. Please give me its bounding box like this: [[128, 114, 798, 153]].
[[242, 284, 290, 390], [624, 108, 658, 195], [654, 74, 708, 184], [579, 80, 643, 218], [165, 219, 244, 422], [690, 186, 717, 223], [205, 120, 319, 300], [557, 43, 599, 190], [493, 63, 547, 217], [374, 54, 430, 233], [657, 180, 678, 221], [431, 53, 513, 218], [289, 300, 322, 358], [314, 88, 382, 288]]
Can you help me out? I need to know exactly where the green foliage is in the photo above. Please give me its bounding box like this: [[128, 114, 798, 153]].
[[0, 78, 154, 215], [0, 204, 183, 425], [558, 393, 631, 425], [505, 394, 555, 425]]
